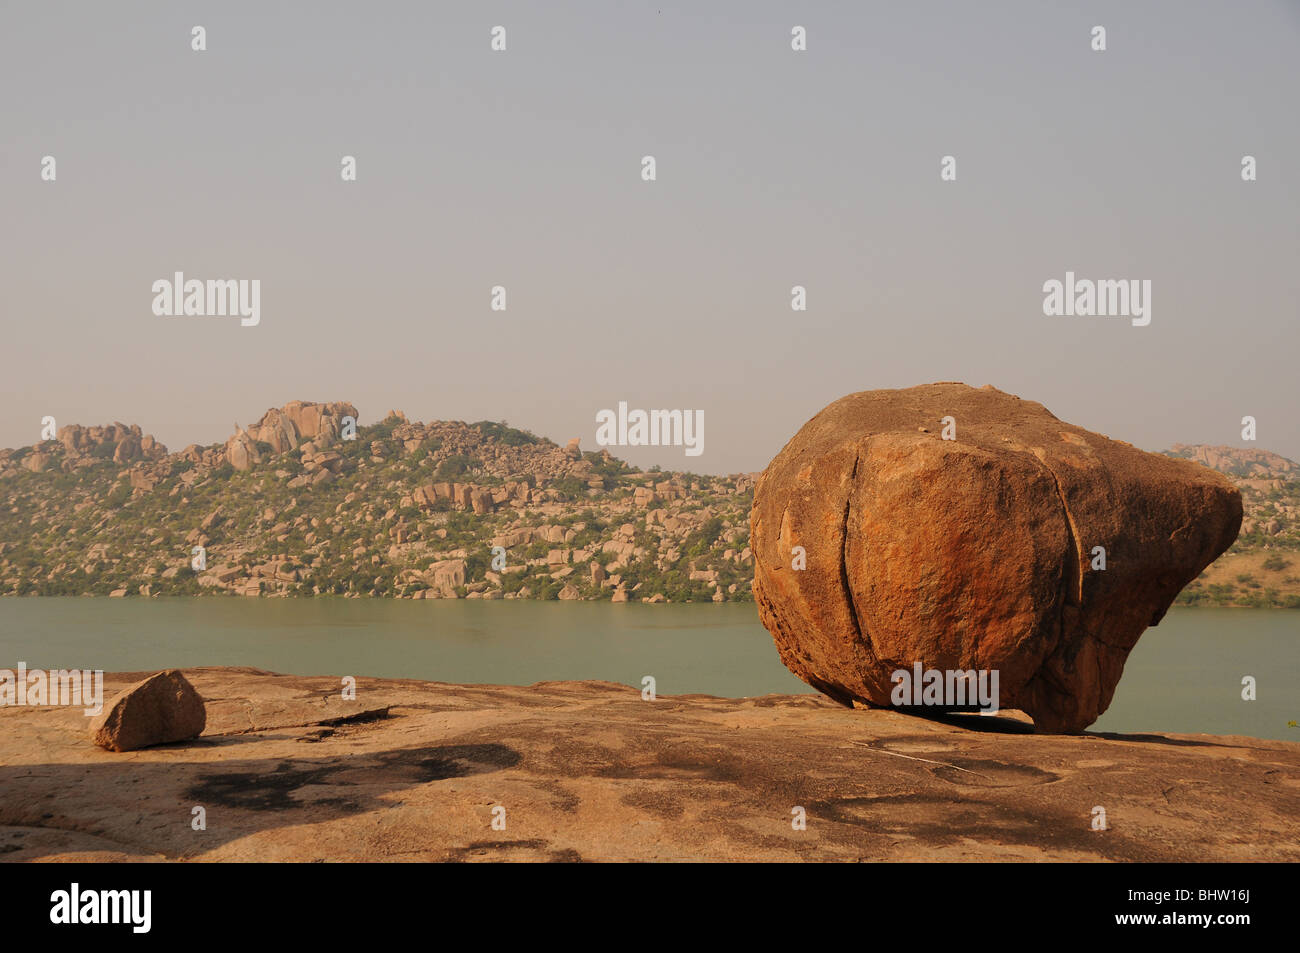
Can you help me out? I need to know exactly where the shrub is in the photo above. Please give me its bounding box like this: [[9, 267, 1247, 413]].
[[550, 477, 587, 498], [434, 454, 477, 481], [472, 421, 539, 447], [1207, 583, 1236, 605]]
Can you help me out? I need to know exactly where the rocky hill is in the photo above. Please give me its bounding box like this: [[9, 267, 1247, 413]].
[[1160, 445, 1300, 608], [1164, 443, 1300, 480], [1, 415, 1295, 607], [0, 401, 755, 603]]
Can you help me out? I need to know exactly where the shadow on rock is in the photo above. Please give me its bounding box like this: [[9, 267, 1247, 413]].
[[0, 741, 522, 859], [185, 742, 521, 811]]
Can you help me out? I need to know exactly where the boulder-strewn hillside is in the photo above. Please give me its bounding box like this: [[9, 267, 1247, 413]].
[[1162, 445, 1300, 608], [1, 417, 1295, 608], [1165, 443, 1300, 480], [0, 402, 755, 602]]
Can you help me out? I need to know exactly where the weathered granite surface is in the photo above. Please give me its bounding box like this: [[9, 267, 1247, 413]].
[[1, 667, 1295, 862]]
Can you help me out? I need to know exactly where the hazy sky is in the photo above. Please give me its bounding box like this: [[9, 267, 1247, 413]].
[[2, 1, 1297, 474]]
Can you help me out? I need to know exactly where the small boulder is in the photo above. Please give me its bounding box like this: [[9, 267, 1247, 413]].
[[90, 670, 207, 752]]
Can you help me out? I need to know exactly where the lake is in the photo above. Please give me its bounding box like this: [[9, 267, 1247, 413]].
[[0, 599, 1294, 740]]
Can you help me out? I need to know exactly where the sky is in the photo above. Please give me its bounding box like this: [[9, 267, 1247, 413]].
[[2, 1, 1297, 474]]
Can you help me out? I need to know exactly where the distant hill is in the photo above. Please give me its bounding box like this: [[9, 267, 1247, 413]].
[[0, 401, 756, 603], [1, 414, 1296, 607], [1161, 446, 1300, 609], [1163, 443, 1300, 480]]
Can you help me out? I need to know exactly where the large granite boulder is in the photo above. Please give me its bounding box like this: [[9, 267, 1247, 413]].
[[750, 383, 1241, 733], [89, 669, 207, 752], [226, 401, 359, 469]]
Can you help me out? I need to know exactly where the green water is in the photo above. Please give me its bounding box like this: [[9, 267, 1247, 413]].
[[0, 599, 1293, 740]]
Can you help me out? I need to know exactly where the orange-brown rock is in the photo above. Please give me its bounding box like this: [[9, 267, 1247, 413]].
[[4, 667, 1297, 861], [751, 383, 1242, 733], [226, 401, 360, 469], [89, 669, 207, 752], [54, 423, 167, 463]]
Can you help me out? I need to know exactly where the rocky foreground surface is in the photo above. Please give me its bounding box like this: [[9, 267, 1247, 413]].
[[1, 667, 1296, 862]]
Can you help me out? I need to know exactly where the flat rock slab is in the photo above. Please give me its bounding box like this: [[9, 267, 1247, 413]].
[[198, 671, 391, 735], [1, 666, 1296, 862]]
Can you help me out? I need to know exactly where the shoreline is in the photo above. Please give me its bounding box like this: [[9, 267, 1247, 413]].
[[1, 592, 1295, 609]]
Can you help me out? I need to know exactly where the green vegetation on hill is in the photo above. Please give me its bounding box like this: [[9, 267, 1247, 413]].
[[1164, 446, 1300, 608], [3, 427, 1296, 609], [0, 409, 757, 605]]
